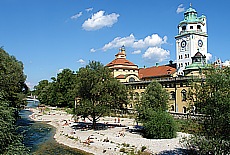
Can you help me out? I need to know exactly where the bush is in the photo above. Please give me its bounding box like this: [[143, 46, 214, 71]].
[[180, 135, 230, 155], [143, 110, 177, 139]]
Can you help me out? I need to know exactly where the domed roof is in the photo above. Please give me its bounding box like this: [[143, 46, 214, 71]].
[[184, 7, 197, 14]]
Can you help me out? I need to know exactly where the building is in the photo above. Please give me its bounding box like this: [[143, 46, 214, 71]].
[[106, 5, 208, 114], [175, 4, 208, 76]]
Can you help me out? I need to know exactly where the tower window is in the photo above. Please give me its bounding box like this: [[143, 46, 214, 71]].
[[197, 25, 201, 29], [190, 26, 193, 29], [182, 26, 186, 30]]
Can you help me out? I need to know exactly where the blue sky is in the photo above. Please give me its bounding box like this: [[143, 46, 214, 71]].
[[1, 0, 229, 89]]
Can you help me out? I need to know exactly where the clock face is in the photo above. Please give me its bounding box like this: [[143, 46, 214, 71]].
[[181, 40, 186, 48], [198, 40, 203, 47]]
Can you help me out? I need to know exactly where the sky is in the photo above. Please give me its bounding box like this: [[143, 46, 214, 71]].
[[1, 0, 230, 89]]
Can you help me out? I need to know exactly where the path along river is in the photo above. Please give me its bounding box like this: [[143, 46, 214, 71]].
[[16, 101, 88, 155]]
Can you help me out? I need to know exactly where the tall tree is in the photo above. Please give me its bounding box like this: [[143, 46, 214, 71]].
[[137, 80, 169, 121], [56, 69, 77, 107], [0, 48, 28, 154], [136, 80, 177, 139], [182, 67, 230, 154], [0, 48, 27, 108], [75, 61, 128, 129]]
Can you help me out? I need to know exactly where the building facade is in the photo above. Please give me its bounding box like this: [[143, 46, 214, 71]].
[[106, 5, 208, 114], [175, 5, 208, 76]]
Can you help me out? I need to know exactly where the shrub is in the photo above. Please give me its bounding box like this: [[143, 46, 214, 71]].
[[180, 135, 230, 155], [143, 110, 177, 139]]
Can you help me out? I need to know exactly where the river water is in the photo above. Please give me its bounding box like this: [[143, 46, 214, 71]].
[[16, 101, 88, 155]]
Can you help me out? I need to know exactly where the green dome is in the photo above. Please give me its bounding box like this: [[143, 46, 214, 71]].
[[184, 7, 197, 14]]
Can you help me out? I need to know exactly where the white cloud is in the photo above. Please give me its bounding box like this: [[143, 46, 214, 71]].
[[102, 34, 135, 51], [77, 59, 86, 65], [222, 60, 230, 66], [82, 10, 120, 31], [26, 81, 35, 90], [132, 50, 141, 54], [58, 68, 64, 73], [86, 7, 93, 12], [90, 48, 96, 52], [142, 47, 170, 63], [206, 53, 212, 61], [176, 4, 185, 14], [102, 34, 167, 51], [71, 12, 83, 20]]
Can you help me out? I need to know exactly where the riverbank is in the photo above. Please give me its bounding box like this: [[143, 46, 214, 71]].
[[28, 107, 189, 155]]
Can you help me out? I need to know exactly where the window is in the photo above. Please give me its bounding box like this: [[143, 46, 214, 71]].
[[183, 107, 187, 113], [116, 69, 119, 71], [182, 26, 186, 30], [180, 83, 183, 87], [197, 25, 201, 29], [181, 89, 187, 101], [190, 26, 193, 29], [123, 69, 125, 71], [171, 105, 174, 111], [129, 77, 135, 82], [170, 91, 175, 100]]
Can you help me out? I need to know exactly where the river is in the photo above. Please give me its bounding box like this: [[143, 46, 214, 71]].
[[16, 101, 88, 155]]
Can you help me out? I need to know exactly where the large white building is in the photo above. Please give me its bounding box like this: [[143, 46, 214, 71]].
[[175, 5, 208, 75]]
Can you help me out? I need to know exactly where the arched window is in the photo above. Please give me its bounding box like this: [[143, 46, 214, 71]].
[[183, 106, 187, 113], [181, 89, 187, 101], [182, 26, 186, 30], [171, 105, 174, 111], [129, 77, 135, 82], [170, 91, 175, 100]]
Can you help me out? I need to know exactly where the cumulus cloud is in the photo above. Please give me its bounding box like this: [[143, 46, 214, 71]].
[[222, 60, 230, 66], [142, 47, 170, 63], [71, 12, 83, 20], [102, 34, 135, 51], [77, 59, 86, 65], [176, 4, 185, 14], [82, 10, 120, 31], [86, 7, 93, 12], [102, 34, 167, 51], [132, 50, 141, 54], [206, 53, 212, 61]]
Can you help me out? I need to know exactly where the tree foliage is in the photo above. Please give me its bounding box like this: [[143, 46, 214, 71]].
[[0, 48, 28, 108], [34, 69, 77, 107], [137, 80, 177, 139], [75, 61, 128, 129], [182, 67, 230, 154], [0, 48, 29, 154]]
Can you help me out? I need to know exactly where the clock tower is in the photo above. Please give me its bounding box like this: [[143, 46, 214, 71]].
[[175, 4, 208, 75]]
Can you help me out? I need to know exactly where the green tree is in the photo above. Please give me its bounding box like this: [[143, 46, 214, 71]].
[[0, 48, 29, 154], [137, 81, 169, 121], [75, 61, 128, 129], [55, 69, 77, 107], [182, 67, 230, 154], [0, 48, 27, 108], [137, 80, 177, 139]]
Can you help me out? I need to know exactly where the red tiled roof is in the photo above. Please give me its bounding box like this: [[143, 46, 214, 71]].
[[139, 65, 176, 79], [116, 74, 126, 79], [106, 58, 137, 67]]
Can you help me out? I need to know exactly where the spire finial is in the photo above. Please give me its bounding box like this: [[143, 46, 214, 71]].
[[190, 3, 192, 7]]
